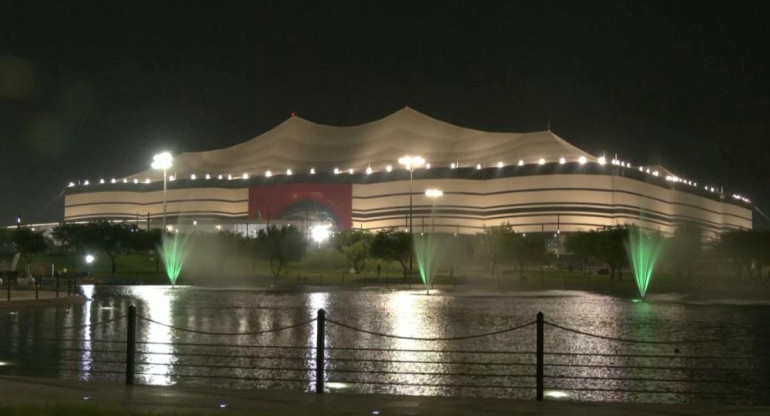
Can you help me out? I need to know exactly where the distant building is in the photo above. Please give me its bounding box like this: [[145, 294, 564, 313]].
[[63, 108, 752, 237]]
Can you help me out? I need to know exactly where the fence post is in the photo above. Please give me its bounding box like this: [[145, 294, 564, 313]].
[[35, 280, 39, 300], [126, 304, 136, 385], [316, 308, 325, 394], [56, 275, 60, 298], [536, 311, 544, 401], [6, 276, 10, 301]]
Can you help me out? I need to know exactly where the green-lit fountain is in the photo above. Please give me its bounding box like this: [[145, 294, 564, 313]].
[[414, 234, 448, 295], [625, 227, 664, 300], [158, 231, 189, 287]]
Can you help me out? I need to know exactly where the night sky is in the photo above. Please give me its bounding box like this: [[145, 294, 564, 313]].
[[2, 1, 768, 227]]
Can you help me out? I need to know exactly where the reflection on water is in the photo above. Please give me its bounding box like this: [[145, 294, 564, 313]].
[[0, 286, 768, 404], [134, 286, 175, 386]]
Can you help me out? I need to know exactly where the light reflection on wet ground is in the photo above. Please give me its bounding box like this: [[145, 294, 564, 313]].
[[0, 286, 768, 404]]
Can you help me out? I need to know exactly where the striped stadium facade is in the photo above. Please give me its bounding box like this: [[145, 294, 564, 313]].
[[63, 108, 752, 236]]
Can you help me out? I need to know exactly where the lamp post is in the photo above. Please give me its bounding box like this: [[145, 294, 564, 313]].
[[398, 156, 425, 275], [151, 152, 173, 231], [425, 189, 443, 233]]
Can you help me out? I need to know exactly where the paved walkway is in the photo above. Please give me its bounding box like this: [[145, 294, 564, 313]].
[[0, 290, 84, 308], [0, 376, 767, 415]]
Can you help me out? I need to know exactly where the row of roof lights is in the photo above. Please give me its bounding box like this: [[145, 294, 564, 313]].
[[66, 157, 746, 201], [733, 194, 751, 203]]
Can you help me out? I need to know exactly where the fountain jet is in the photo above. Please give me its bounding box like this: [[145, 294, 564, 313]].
[[625, 227, 664, 300], [158, 231, 190, 287]]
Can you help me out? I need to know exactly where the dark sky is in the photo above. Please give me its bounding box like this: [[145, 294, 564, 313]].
[[2, 1, 769, 227]]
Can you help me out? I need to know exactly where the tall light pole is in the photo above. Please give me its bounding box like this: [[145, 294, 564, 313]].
[[151, 152, 173, 231], [425, 189, 443, 233], [398, 155, 425, 274]]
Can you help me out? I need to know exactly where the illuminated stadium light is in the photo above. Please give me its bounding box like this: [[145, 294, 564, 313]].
[[349, 168, 354, 174], [646, 168, 650, 173], [122, 179, 128, 183], [83, 180, 90, 185], [99, 178, 105, 184], [151, 151, 172, 170], [538, 158, 545, 165], [711, 187, 715, 192], [227, 174, 232, 180], [68, 182, 75, 187], [450, 162, 456, 169], [559, 157, 566, 164], [205, 174, 211, 180], [111, 178, 116, 183], [398, 155, 425, 170], [169, 175, 175, 181], [133, 178, 139, 184], [265, 170, 272, 177], [598, 156, 606, 165], [386, 165, 392, 172], [425, 163, 431, 169], [639, 166, 644, 172], [286, 169, 293, 175], [497, 161, 504, 168], [476, 164, 482, 170], [334, 168, 340, 174], [311, 225, 331, 244], [144, 179, 150, 184], [652, 171, 659, 176], [242, 173, 249, 179], [578, 156, 587, 165], [217, 174, 223, 180], [518, 160, 524, 166], [425, 189, 444, 198], [310, 168, 316, 174], [190, 174, 197, 180], [366, 166, 373, 174]]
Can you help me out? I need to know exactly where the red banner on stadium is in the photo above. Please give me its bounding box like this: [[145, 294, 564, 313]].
[[248, 183, 352, 229]]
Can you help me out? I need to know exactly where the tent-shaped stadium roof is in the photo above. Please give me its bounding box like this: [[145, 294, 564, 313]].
[[129, 107, 598, 180]]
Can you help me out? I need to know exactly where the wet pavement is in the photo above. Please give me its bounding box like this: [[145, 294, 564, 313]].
[[0, 375, 768, 415]]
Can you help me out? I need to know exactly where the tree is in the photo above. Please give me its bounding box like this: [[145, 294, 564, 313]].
[[255, 225, 307, 277], [669, 223, 702, 281], [370, 229, 412, 279], [714, 230, 770, 282], [473, 223, 516, 274], [82, 221, 134, 276], [0, 227, 11, 253], [596, 226, 630, 280], [511, 233, 548, 278], [566, 226, 629, 280], [131, 228, 162, 271], [334, 229, 372, 273], [565, 230, 598, 273], [12, 227, 48, 263]]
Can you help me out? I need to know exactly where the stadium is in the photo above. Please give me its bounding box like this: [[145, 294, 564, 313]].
[[63, 108, 752, 237]]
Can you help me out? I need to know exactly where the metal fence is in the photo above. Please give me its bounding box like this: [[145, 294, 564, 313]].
[[0, 307, 761, 402]]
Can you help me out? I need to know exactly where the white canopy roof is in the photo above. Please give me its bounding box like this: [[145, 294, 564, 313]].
[[130, 107, 598, 180]]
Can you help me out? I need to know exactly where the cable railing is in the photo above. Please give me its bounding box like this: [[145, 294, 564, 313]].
[[0, 307, 764, 403]]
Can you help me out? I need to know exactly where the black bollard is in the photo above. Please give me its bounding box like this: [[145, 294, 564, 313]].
[[536, 312, 544, 401], [316, 309, 326, 394], [56, 276, 60, 298], [126, 305, 136, 385]]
